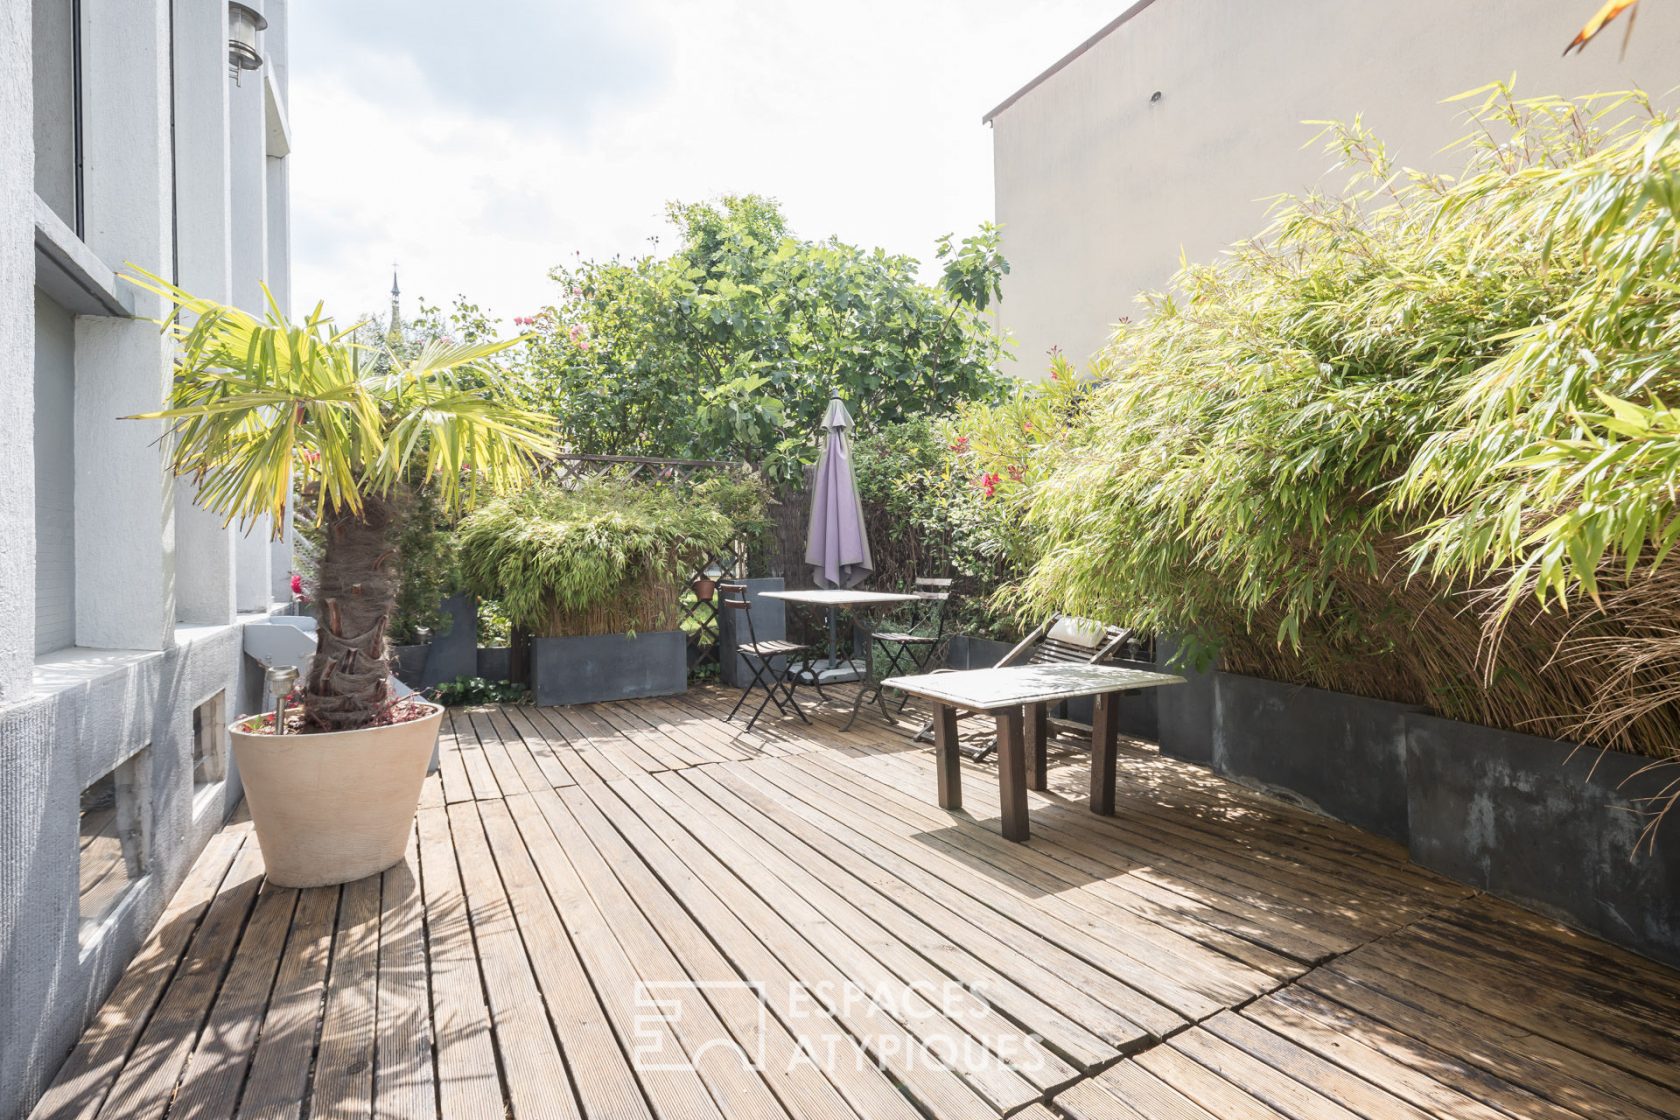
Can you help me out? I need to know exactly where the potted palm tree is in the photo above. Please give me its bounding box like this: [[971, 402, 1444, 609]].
[[128, 270, 553, 887]]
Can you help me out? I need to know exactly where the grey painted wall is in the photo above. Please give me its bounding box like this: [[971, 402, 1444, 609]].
[[31, 289, 74, 655], [0, 629, 261, 1120]]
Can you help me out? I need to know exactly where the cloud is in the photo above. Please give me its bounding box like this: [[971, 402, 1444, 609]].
[[292, 0, 665, 129], [284, 0, 1120, 330]]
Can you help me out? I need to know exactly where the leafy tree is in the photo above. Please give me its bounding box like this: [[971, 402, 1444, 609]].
[[520, 195, 1010, 481]]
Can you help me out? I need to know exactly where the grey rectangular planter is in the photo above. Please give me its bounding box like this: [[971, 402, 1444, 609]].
[[531, 631, 687, 706], [943, 634, 1014, 671], [1214, 672, 1418, 843], [476, 646, 511, 681], [1406, 714, 1680, 968], [419, 594, 479, 688], [1154, 636, 1217, 765]]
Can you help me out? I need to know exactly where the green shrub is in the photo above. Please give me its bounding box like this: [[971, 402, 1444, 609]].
[[456, 476, 739, 637], [1010, 85, 1680, 771], [429, 676, 530, 706]]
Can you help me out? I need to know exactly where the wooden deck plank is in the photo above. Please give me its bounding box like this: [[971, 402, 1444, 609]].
[[800, 745, 1312, 987], [717, 759, 1152, 1056], [446, 709, 500, 803], [167, 879, 297, 1120], [485, 705, 576, 790], [415, 805, 503, 1120], [695, 763, 1113, 1070], [374, 827, 437, 1120], [538, 789, 794, 1119], [237, 884, 340, 1120], [594, 771, 995, 1120], [474, 799, 651, 1120], [576, 776, 930, 1120], [32, 688, 1680, 1120], [507, 790, 729, 1120], [655, 768, 1055, 1110], [30, 829, 247, 1120], [464, 708, 529, 798], [309, 875, 382, 1119], [1303, 959, 1671, 1120], [784, 750, 1263, 1021], [448, 801, 581, 1120], [499, 704, 585, 788], [528, 706, 636, 785], [92, 842, 265, 1120], [559, 783, 868, 1120]]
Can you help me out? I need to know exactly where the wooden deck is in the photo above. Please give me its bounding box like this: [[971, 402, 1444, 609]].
[[30, 687, 1680, 1120]]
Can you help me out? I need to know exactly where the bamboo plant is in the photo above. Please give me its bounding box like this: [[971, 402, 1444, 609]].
[[127, 269, 555, 731]]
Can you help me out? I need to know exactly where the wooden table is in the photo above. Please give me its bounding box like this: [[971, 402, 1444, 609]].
[[880, 663, 1186, 841]]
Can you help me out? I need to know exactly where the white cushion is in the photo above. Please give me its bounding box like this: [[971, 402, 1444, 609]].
[[1047, 615, 1107, 649]]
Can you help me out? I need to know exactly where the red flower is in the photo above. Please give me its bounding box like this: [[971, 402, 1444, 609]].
[[1023, 420, 1033, 432], [289, 572, 304, 598], [949, 435, 970, 453], [1007, 465, 1024, 482], [978, 471, 1000, 498]]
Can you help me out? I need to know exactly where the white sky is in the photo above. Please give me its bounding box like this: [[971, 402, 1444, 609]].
[[286, 1, 1120, 327]]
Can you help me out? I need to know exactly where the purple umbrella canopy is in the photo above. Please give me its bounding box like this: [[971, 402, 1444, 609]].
[[805, 396, 873, 589]]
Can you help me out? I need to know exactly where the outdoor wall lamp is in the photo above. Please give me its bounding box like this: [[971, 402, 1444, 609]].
[[228, 2, 268, 82]]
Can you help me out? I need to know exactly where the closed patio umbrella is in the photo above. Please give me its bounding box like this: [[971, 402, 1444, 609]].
[[806, 394, 872, 590], [805, 394, 872, 674]]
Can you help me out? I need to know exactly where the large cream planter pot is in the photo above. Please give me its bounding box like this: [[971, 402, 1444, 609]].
[[229, 702, 443, 888]]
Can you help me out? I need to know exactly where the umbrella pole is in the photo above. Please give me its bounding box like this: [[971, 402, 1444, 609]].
[[827, 606, 839, 669]]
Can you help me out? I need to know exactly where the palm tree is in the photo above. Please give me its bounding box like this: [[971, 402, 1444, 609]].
[[126, 269, 555, 731]]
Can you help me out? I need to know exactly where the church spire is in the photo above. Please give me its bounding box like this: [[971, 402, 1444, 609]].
[[386, 264, 402, 348]]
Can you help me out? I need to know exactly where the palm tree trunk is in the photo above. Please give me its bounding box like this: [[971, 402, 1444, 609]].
[[304, 494, 399, 730]]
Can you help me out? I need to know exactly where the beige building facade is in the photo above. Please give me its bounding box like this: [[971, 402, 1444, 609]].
[[988, 0, 1680, 376]]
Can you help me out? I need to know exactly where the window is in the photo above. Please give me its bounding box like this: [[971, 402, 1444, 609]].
[[31, 0, 82, 234], [79, 753, 146, 943], [192, 692, 228, 787], [33, 289, 76, 655]]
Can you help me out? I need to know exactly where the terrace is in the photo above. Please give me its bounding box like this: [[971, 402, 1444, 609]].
[[33, 691, 1680, 1120]]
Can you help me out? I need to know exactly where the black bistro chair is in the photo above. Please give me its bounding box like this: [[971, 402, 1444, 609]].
[[719, 583, 815, 731], [871, 577, 954, 699], [843, 578, 955, 730]]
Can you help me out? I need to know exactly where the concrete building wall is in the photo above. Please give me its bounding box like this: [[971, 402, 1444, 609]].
[[988, 0, 1680, 373], [1, 2, 294, 1116]]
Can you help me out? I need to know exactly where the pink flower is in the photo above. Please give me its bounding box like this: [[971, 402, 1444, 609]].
[[1023, 420, 1034, 432], [978, 472, 1000, 498]]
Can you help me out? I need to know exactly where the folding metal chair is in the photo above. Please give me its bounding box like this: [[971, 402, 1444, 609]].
[[842, 578, 955, 730], [719, 583, 815, 731], [872, 578, 954, 682]]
